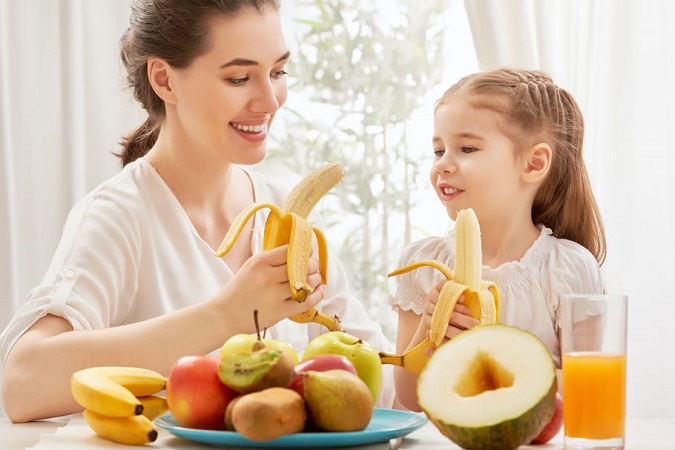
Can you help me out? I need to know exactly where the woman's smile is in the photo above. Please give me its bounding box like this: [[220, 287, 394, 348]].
[[230, 120, 269, 142]]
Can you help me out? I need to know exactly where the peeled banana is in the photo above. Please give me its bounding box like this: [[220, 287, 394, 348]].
[[216, 162, 345, 331], [379, 208, 500, 375], [71, 366, 166, 445]]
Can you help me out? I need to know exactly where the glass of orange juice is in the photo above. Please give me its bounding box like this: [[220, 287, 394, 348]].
[[561, 294, 627, 449]]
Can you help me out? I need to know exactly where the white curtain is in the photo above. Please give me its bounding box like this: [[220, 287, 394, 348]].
[[0, 0, 141, 328], [0, 0, 140, 416], [464, 0, 675, 420]]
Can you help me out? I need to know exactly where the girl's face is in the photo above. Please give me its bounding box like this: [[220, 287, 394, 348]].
[[430, 96, 526, 223], [168, 8, 289, 166]]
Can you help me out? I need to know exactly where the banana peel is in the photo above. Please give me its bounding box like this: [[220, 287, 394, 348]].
[[380, 208, 500, 374], [216, 162, 344, 332]]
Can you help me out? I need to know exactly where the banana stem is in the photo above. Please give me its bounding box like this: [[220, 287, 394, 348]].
[[289, 308, 343, 332], [312, 313, 343, 332], [379, 339, 436, 375]]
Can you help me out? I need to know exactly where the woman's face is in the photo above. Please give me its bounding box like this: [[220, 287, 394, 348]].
[[167, 7, 289, 166], [430, 96, 525, 223]]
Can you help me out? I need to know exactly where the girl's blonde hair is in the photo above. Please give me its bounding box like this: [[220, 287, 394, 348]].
[[438, 68, 606, 265]]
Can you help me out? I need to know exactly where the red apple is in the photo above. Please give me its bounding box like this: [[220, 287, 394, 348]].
[[289, 354, 357, 397], [530, 393, 564, 444], [166, 355, 237, 430]]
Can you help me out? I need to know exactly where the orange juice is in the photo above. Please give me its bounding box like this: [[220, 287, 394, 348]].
[[562, 352, 626, 439]]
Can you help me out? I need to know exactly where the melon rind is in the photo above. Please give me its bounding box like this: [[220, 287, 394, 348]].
[[418, 324, 557, 450], [429, 381, 556, 450]]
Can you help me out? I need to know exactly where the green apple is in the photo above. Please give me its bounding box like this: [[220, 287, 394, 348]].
[[219, 334, 299, 364], [302, 331, 382, 402]]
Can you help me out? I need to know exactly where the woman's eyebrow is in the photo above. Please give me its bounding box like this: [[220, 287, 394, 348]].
[[220, 51, 291, 68]]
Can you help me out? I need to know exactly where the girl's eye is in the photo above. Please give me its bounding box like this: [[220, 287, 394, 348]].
[[461, 146, 478, 153], [433, 149, 445, 157], [227, 77, 249, 86], [272, 69, 288, 79]]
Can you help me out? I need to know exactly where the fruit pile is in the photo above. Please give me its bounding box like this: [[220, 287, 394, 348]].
[[71, 330, 380, 445], [166, 330, 382, 442]]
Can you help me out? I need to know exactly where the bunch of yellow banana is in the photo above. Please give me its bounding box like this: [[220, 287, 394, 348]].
[[71, 366, 168, 445], [379, 208, 500, 374], [215, 162, 345, 331]]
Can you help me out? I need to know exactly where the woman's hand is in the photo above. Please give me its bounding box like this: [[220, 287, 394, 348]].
[[217, 245, 325, 332], [422, 279, 480, 342]]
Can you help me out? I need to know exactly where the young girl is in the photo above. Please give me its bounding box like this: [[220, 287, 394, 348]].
[[0, 0, 394, 422], [390, 68, 606, 411]]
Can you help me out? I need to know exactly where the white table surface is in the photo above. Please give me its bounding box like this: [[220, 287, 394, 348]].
[[1, 414, 673, 449]]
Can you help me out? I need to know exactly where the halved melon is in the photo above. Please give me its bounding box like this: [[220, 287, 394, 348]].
[[417, 324, 556, 450]]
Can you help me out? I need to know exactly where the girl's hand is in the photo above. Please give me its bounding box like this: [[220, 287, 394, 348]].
[[217, 245, 325, 332], [420, 279, 446, 330], [422, 279, 480, 342]]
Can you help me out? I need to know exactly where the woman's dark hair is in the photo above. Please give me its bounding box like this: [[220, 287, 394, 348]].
[[117, 0, 280, 166]]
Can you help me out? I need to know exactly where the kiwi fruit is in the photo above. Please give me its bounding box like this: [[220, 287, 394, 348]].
[[218, 346, 294, 394]]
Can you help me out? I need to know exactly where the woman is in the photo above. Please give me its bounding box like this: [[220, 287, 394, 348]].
[[1, 0, 394, 422]]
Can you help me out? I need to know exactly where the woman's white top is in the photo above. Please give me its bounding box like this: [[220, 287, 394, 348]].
[[0, 158, 395, 407], [388, 227, 604, 367]]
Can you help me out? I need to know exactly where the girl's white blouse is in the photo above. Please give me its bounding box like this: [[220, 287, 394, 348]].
[[0, 158, 395, 407], [388, 227, 604, 367]]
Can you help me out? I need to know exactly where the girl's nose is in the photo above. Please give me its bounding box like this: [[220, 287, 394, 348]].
[[434, 154, 457, 174]]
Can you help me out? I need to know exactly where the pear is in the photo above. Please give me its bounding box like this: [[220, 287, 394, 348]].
[[224, 395, 242, 431], [303, 369, 374, 432]]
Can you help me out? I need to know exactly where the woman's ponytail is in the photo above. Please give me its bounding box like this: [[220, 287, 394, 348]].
[[117, 117, 160, 166]]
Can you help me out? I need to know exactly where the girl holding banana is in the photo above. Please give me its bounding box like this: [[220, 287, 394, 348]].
[[0, 0, 394, 422], [389, 68, 606, 411]]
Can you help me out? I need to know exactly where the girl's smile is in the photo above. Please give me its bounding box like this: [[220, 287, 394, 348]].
[[436, 182, 462, 201]]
